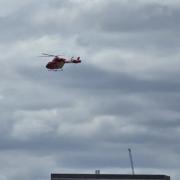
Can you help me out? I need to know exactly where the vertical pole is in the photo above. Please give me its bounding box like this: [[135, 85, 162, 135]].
[[128, 148, 135, 175]]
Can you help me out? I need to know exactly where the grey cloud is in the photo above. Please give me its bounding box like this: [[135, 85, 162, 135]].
[[0, 0, 180, 180], [87, 2, 180, 32], [17, 63, 180, 93]]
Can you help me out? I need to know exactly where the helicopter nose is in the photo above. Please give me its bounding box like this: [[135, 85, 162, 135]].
[[46, 62, 51, 69]]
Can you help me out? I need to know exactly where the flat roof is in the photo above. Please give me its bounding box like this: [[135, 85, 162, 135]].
[[51, 174, 170, 180]]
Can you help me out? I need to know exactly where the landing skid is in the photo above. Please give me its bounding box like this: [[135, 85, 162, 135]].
[[48, 69, 63, 71]]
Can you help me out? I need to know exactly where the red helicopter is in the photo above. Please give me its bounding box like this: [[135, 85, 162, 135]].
[[40, 53, 81, 70]]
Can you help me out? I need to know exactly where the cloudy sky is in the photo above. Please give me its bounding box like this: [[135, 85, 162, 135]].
[[0, 0, 180, 180]]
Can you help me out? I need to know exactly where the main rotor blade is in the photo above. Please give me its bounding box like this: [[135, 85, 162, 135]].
[[38, 55, 52, 57], [41, 53, 64, 57], [41, 53, 55, 57]]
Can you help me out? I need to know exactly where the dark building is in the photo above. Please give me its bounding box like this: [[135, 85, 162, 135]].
[[51, 173, 170, 180]]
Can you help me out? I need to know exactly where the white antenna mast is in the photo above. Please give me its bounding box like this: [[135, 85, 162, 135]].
[[128, 148, 135, 175]]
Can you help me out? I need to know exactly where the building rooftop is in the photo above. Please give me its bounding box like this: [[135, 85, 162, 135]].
[[51, 173, 170, 180]]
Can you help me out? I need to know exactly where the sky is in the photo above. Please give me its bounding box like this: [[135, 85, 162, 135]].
[[0, 0, 180, 180]]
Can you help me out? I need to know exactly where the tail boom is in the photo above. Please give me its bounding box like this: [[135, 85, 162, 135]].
[[65, 57, 81, 63]]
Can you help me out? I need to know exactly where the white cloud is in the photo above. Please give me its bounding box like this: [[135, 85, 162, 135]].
[[90, 48, 180, 80], [0, 0, 32, 17], [11, 109, 58, 140]]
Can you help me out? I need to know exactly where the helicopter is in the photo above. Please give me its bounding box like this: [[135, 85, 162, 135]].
[[40, 53, 81, 71]]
